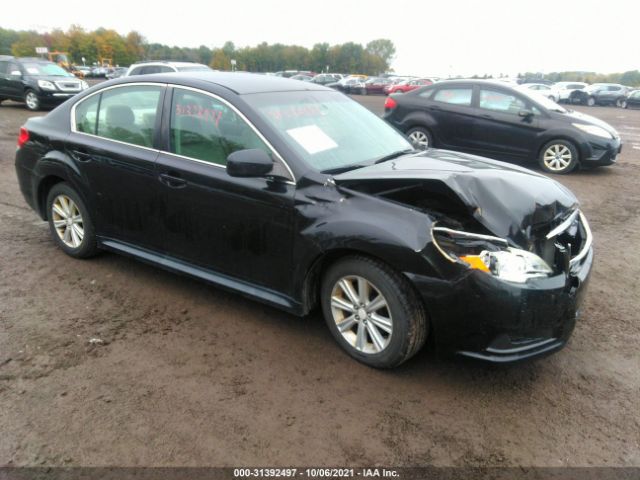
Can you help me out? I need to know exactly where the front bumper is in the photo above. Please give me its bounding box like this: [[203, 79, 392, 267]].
[[38, 90, 80, 106], [407, 247, 592, 363], [582, 136, 622, 167]]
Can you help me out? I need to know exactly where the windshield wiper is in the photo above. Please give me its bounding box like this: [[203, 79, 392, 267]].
[[322, 149, 416, 175], [322, 163, 370, 175], [372, 148, 417, 164]]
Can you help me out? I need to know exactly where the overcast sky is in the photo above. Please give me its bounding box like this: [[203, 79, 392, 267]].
[[2, 0, 637, 76]]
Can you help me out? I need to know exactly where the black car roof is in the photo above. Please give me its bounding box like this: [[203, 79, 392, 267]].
[[115, 72, 332, 95]]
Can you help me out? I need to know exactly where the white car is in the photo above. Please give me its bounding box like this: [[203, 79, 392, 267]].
[[125, 61, 211, 76], [517, 83, 560, 102], [554, 82, 588, 103]]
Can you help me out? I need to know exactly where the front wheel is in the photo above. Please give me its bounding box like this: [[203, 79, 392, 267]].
[[321, 256, 428, 368], [24, 90, 41, 111], [622, 100, 628, 109], [615, 97, 624, 108], [46, 183, 99, 258], [406, 126, 432, 150], [586, 96, 596, 107], [539, 140, 579, 174]]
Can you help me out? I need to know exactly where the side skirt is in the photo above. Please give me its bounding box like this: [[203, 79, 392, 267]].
[[98, 237, 303, 316]]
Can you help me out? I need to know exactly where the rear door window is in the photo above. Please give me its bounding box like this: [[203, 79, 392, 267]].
[[432, 88, 473, 106], [94, 85, 162, 147]]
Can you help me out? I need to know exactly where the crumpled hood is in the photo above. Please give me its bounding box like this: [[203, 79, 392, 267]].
[[334, 149, 578, 247]]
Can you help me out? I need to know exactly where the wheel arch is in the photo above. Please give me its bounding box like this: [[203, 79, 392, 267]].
[[300, 248, 431, 321], [34, 151, 91, 220]]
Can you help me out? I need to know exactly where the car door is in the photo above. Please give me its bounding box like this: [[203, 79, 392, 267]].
[[154, 86, 296, 294], [470, 87, 541, 160], [421, 85, 476, 149], [66, 83, 166, 249], [3, 61, 24, 100]]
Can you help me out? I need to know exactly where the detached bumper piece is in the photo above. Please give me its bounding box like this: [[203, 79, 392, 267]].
[[458, 336, 569, 363]]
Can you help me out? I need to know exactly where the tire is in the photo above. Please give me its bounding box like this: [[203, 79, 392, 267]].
[[361, 87, 367, 95], [538, 140, 579, 174], [321, 255, 428, 368], [615, 97, 624, 108], [586, 96, 596, 107], [622, 100, 628, 109], [45, 183, 99, 258], [24, 89, 41, 111], [406, 126, 432, 149]]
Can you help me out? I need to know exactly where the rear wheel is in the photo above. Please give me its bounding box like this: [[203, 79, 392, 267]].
[[622, 100, 628, 109], [24, 90, 40, 111], [46, 183, 98, 258], [615, 97, 624, 108], [586, 96, 596, 107], [539, 140, 578, 174], [321, 256, 427, 368], [406, 126, 432, 149]]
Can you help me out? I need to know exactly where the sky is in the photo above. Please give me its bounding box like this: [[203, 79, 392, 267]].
[[2, 0, 638, 77]]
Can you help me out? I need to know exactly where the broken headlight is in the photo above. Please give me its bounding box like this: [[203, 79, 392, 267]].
[[431, 226, 552, 283]]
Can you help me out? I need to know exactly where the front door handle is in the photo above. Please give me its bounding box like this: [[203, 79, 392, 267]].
[[159, 172, 187, 188]]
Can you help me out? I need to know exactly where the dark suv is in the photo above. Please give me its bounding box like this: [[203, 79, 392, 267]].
[[571, 83, 630, 107], [0, 56, 88, 111]]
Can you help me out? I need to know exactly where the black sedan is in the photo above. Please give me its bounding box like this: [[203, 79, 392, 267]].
[[15, 73, 593, 367], [384, 80, 622, 174]]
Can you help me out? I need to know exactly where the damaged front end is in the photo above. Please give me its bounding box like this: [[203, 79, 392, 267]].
[[332, 150, 593, 362]]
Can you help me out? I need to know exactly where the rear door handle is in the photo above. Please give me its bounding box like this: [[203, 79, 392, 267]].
[[71, 149, 92, 162], [159, 172, 187, 188]]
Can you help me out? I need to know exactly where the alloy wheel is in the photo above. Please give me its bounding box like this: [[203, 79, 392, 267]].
[[543, 144, 573, 172], [51, 194, 84, 248], [330, 275, 393, 354], [408, 130, 429, 148], [25, 91, 39, 110]]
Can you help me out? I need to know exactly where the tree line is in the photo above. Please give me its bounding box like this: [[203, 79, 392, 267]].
[[0, 26, 396, 74]]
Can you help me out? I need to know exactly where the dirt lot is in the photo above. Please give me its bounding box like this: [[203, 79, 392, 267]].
[[0, 94, 638, 468]]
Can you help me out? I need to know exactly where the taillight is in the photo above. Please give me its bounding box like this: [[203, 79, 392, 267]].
[[384, 97, 398, 110], [17, 127, 29, 148]]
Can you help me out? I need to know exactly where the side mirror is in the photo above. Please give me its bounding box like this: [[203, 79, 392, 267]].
[[226, 149, 274, 178], [518, 109, 534, 119], [10, 70, 22, 77]]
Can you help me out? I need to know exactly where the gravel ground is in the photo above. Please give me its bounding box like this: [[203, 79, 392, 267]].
[[0, 94, 638, 467]]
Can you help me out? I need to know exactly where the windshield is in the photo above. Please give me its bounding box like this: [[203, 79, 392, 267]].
[[22, 62, 72, 77], [244, 91, 412, 172], [519, 89, 567, 113]]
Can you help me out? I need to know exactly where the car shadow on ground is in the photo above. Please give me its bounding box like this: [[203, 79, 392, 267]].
[[82, 248, 549, 395]]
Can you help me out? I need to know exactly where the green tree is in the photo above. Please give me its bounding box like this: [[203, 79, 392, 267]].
[[365, 39, 395, 71], [210, 49, 231, 70]]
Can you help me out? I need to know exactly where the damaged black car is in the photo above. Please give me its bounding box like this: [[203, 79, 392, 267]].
[[14, 73, 593, 368]]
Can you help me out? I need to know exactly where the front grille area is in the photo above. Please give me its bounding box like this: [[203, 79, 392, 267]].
[[542, 210, 592, 273], [54, 81, 82, 92]]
